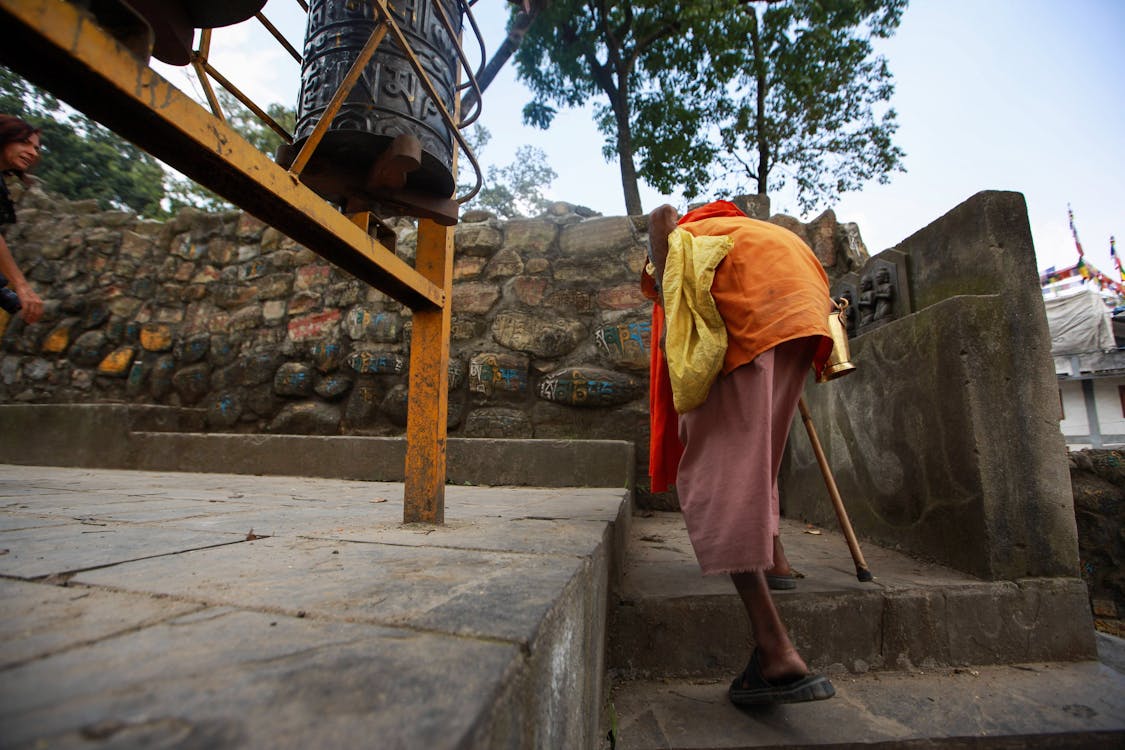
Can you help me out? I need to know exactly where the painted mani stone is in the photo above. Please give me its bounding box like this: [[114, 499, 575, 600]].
[[347, 350, 407, 376], [594, 320, 651, 369], [469, 353, 529, 396], [537, 367, 641, 407]]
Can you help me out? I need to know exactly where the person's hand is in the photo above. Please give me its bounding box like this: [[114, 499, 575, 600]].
[[15, 282, 42, 324]]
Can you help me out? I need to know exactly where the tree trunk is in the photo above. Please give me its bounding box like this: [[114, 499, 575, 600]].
[[749, 7, 769, 196]]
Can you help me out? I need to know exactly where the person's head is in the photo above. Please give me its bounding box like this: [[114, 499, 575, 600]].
[[0, 115, 42, 174]]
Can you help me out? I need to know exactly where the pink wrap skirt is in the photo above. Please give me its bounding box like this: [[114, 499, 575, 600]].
[[676, 337, 818, 575]]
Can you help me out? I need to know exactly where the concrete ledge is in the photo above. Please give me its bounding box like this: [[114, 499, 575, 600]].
[[0, 404, 634, 488], [0, 465, 628, 749]]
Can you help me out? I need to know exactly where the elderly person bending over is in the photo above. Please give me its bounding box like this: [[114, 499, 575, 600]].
[[643, 200, 835, 705]]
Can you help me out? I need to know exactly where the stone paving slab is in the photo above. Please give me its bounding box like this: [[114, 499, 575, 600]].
[[74, 535, 589, 644], [0, 464, 629, 750], [609, 661, 1125, 749], [1, 605, 523, 750]]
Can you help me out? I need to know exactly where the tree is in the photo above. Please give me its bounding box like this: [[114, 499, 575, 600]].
[[1, 65, 166, 216], [513, 0, 906, 216], [457, 124, 558, 219], [640, 0, 907, 213], [513, 1, 694, 215]]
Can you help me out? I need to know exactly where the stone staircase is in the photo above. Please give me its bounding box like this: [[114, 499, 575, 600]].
[[604, 512, 1125, 749]]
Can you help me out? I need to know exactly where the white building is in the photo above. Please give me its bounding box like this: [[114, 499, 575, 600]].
[[1044, 279, 1125, 449]]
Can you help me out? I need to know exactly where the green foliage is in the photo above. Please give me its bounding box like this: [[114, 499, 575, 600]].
[[514, 0, 907, 215], [458, 124, 558, 219], [642, 0, 908, 213], [1, 65, 166, 215], [513, 1, 697, 214]]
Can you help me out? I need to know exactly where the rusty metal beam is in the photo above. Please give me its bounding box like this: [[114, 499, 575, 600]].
[[0, 0, 444, 311]]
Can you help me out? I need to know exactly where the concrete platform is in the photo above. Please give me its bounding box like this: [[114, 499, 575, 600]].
[[608, 662, 1125, 749], [610, 512, 1098, 678], [0, 464, 631, 750]]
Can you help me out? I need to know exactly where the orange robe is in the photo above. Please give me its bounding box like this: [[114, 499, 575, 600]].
[[644, 201, 832, 491]]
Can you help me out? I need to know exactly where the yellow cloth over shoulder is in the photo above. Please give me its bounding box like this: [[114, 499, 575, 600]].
[[662, 227, 732, 413]]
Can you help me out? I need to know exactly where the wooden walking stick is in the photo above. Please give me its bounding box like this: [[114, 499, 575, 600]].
[[797, 396, 873, 582]]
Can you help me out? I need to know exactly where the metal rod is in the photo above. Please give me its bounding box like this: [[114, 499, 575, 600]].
[[797, 396, 873, 582], [287, 20, 389, 176]]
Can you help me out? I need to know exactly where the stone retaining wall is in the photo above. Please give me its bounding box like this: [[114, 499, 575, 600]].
[[0, 185, 867, 498]]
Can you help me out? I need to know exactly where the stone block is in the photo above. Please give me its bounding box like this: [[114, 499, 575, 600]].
[[559, 217, 637, 258], [347, 350, 407, 376], [537, 367, 642, 407], [597, 284, 647, 311], [274, 362, 314, 397], [310, 341, 346, 373], [504, 218, 557, 253], [171, 363, 210, 405], [455, 221, 503, 257], [464, 407, 533, 438], [96, 347, 135, 376], [511, 276, 548, 307], [41, 319, 78, 354], [68, 330, 107, 366], [267, 402, 342, 435], [491, 311, 585, 358], [295, 264, 332, 292], [595, 320, 651, 370], [206, 392, 243, 429], [314, 373, 353, 401], [469, 353, 529, 397], [139, 323, 172, 353], [288, 310, 341, 343], [453, 255, 487, 280], [545, 289, 596, 314], [149, 355, 175, 398], [453, 282, 500, 315], [484, 248, 525, 279], [780, 192, 1076, 581]]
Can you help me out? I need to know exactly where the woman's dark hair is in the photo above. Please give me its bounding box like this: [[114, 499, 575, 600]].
[[0, 114, 40, 147]]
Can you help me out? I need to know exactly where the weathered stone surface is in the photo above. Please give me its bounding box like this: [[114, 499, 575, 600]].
[[343, 380, 381, 428], [537, 367, 642, 407], [274, 362, 314, 397], [484, 248, 524, 279], [453, 255, 487, 280], [454, 221, 503, 257], [171, 363, 210, 405], [597, 284, 647, 311], [453, 282, 500, 315], [559, 217, 637, 257], [125, 358, 148, 395], [379, 384, 409, 427], [96, 346, 135, 376], [68, 331, 107, 366], [149, 355, 175, 398], [267, 402, 342, 435], [295, 264, 332, 292], [469, 352, 529, 397], [806, 209, 838, 267], [511, 276, 548, 307], [450, 316, 486, 341], [491, 312, 585, 358], [140, 323, 173, 352], [289, 310, 341, 342], [41, 319, 78, 354], [347, 350, 407, 376], [594, 320, 652, 370], [241, 351, 282, 386], [209, 335, 239, 367], [504, 219, 557, 254], [314, 373, 353, 400], [463, 407, 533, 438], [344, 306, 401, 342], [206, 392, 243, 428], [310, 341, 346, 373]]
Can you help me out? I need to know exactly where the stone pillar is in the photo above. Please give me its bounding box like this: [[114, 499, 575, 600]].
[[781, 191, 1079, 580]]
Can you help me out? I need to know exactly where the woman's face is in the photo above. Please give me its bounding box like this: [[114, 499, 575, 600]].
[[1, 132, 41, 172]]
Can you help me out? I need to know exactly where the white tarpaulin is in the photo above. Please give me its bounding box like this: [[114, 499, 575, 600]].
[[1043, 287, 1115, 355]]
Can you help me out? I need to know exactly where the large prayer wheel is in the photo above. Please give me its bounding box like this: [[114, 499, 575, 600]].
[[278, 0, 464, 223]]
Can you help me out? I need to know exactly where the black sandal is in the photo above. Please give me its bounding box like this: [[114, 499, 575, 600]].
[[728, 649, 835, 706]]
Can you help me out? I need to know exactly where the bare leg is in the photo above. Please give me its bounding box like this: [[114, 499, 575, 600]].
[[730, 570, 808, 684], [765, 535, 791, 577]]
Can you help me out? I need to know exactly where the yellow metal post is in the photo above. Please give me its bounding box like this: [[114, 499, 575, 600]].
[[403, 219, 454, 524]]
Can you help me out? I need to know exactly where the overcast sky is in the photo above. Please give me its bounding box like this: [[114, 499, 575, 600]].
[[155, 0, 1123, 278]]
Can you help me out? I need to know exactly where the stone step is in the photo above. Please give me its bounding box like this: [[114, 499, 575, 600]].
[[605, 660, 1125, 749], [609, 513, 1097, 679]]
